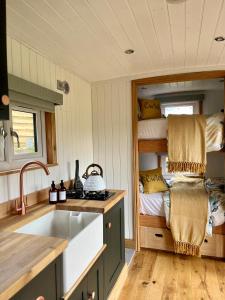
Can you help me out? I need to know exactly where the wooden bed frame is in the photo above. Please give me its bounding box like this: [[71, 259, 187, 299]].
[[132, 71, 225, 257]]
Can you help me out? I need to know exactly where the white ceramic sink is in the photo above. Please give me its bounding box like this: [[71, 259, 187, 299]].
[[16, 210, 103, 294]]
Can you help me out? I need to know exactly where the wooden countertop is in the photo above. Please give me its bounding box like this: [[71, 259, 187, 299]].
[[0, 189, 126, 299], [0, 190, 126, 232], [57, 190, 126, 213], [0, 231, 68, 300]]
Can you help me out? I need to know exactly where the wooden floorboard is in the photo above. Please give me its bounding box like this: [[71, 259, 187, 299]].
[[118, 249, 225, 300]]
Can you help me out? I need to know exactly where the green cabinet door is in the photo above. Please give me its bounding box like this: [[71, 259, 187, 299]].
[[69, 278, 87, 300], [69, 256, 104, 300], [87, 256, 104, 300], [103, 199, 125, 298], [10, 255, 62, 300]]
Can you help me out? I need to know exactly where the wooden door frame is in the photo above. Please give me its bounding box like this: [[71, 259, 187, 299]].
[[132, 70, 225, 251]]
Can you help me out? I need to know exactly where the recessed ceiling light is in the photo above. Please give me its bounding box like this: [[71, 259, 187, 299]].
[[215, 36, 225, 42], [124, 49, 134, 54]]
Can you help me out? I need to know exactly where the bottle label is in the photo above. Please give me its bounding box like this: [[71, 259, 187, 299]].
[[50, 191, 57, 203], [59, 191, 66, 201]]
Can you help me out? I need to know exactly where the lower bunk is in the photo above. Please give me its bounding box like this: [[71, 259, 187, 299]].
[[139, 214, 225, 258]]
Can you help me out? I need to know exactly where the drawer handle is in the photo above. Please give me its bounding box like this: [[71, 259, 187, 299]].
[[88, 291, 95, 299], [155, 233, 163, 238], [36, 297, 45, 300], [204, 239, 208, 243], [106, 222, 112, 229]]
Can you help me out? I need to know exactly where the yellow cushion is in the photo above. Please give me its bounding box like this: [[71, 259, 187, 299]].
[[140, 168, 168, 194], [139, 99, 161, 120]]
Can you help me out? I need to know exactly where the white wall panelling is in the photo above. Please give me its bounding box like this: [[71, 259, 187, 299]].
[[0, 36, 93, 204], [92, 79, 133, 239]]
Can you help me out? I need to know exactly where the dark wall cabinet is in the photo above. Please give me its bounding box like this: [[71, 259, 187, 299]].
[[0, 0, 9, 120], [11, 255, 62, 300]]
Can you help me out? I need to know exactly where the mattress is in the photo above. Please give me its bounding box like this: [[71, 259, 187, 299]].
[[138, 118, 167, 140], [140, 189, 225, 236], [138, 113, 224, 152], [140, 192, 165, 216]]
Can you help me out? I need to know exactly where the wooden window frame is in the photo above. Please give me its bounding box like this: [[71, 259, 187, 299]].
[[132, 70, 225, 251]]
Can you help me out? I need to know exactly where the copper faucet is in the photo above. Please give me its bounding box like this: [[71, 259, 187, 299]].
[[17, 161, 50, 215]]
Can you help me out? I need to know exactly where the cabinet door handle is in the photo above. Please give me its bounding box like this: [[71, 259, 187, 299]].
[[106, 222, 112, 229], [88, 291, 95, 299], [36, 297, 45, 300], [155, 233, 163, 238]]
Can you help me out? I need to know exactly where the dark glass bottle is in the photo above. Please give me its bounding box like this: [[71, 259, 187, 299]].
[[74, 160, 83, 197], [49, 181, 57, 204], [58, 180, 67, 203]]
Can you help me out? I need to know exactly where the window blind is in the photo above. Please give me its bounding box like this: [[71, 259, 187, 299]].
[[8, 74, 63, 112]]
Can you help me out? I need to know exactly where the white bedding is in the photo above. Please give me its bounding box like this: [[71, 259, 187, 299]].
[[138, 113, 224, 152], [138, 118, 168, 140], [140, 192, 165, 216]]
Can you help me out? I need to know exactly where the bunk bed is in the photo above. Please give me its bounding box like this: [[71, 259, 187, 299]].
[[136, 102, 225, 258]]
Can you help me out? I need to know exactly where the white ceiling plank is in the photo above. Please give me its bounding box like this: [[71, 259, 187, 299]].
[[86, 0, 152, 73], [7, 2, 81, 69], [6, 0, 225, 81], [167, 0, 186, 68], [196, 0, 223, 66], [45, 0, 125, 77], [138, 78, 223, 98], [127, 0, 164, 68], [207, 0, 225, 65], [66, 0, 130, 74], [185, 0, 205, 67], [147, 0, 174, 69], [20, 0, 119, 78], [27, 0, 123, 79], [7, 1, 116, 81], [106, 0, 153, 70]]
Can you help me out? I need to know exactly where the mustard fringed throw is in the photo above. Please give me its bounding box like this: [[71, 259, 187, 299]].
[[168, 115, 206, 174], [170, 181, 208, 256]]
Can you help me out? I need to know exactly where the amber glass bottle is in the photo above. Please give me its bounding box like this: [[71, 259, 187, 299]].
[[49, 181, 57, 204], [58, 180, 67, 203]]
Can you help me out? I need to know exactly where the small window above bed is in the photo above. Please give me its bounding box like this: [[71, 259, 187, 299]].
[[161, 101, 200, 117]]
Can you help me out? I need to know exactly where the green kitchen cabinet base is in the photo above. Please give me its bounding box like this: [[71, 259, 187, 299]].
[[10, 255, 62, 300], [10, 198, 125, 300]]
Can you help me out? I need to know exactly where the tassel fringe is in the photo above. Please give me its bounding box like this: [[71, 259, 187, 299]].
[[168, 161, 206, 174], [174, 241, 201, 257]]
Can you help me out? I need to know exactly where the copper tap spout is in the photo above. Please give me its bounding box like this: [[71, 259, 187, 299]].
[[17, 161, 50, 215]]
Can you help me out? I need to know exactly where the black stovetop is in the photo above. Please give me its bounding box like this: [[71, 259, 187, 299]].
[[66, 189, 115, 201]]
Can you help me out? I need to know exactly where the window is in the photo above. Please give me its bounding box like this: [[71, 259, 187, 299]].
[[0, 105, 47, 171], [161, 101, 200, 117], [11, 107, 42, 157]]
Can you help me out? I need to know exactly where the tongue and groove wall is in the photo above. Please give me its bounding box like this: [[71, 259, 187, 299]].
[[0, 37, 93, 206]]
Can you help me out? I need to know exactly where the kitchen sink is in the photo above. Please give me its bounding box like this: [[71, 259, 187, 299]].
[[16, 210, 103, 294]]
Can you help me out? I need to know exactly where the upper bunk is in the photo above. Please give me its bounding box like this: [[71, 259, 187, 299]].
[[138, 112, 224, 153], [138, 114, 224, 153], [136, 81, 225, 154]]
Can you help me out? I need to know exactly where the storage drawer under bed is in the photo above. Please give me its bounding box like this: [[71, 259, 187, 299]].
[[140, 226, 225, 258]]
